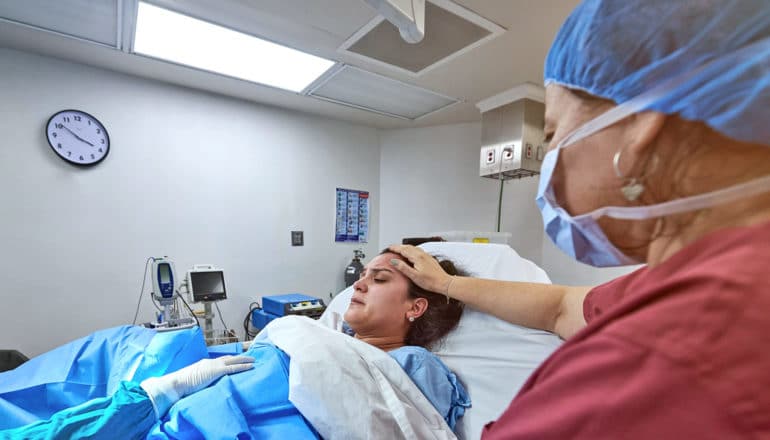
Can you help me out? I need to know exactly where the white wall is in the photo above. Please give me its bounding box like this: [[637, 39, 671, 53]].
[[378, 123, 544, 265], [0, 49, 381, 357], [0, 48, 636, 358], [540, 239, 637, 286], [378, 122, 636, 285]]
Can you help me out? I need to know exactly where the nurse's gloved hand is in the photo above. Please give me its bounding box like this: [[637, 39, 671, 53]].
[[140, 355, 255, 418]]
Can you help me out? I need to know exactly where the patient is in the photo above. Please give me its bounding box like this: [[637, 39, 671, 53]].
[[333, 250, 470, 429], [0, 251, 469, 439], [341, 250, 465, 350]]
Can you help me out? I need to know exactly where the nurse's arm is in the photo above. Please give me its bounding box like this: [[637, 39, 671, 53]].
[[446, 277, 592, 340], [389, 244, 591, 340]]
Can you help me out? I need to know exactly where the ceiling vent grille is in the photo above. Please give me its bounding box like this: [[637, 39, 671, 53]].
[[0, 0, 124, 48], [340, 0, 505, 76], [305, 64, 459, 120]]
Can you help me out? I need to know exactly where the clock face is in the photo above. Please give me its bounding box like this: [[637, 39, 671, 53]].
[[46, 110, 110, 166]]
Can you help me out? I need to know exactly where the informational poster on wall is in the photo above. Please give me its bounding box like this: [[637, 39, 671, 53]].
[[335, 188, 369, 243]]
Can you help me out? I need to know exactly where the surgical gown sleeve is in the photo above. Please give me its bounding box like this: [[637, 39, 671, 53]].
[[0, 381, 155, 440]]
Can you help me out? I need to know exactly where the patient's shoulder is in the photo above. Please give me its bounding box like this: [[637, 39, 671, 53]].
[[388, 346, 447, 371], [389, 345, 470, 430]]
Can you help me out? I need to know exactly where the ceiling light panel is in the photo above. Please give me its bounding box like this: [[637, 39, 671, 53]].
[[133, 2, 336, 93], [307, 65, 458, 120], [0, 0, 119, 47]]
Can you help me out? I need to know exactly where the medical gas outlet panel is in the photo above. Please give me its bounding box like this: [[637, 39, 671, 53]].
[[479, 98, 546, 180]]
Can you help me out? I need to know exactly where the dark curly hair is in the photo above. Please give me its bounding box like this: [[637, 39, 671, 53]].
[[382, 249, 467, 350]]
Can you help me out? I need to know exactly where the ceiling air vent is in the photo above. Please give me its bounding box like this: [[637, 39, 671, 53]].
[[340, 0, 505, 76], [305, 64, 459, 120], [0, 0, 125, 48]]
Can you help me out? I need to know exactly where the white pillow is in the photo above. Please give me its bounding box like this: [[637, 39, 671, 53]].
[[320, 242, 563, 440]]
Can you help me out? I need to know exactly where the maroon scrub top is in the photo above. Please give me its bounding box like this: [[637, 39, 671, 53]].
[[482, 220, 770, 439]]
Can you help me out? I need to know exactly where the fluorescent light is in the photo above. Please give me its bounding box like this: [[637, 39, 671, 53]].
[[133, 2, 335, 92]]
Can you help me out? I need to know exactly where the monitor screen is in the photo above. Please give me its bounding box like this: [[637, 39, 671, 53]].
[[159, 264, 171, 283], [189, 270, 227, 302]]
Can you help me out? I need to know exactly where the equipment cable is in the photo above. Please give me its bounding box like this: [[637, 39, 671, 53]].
[[149, 291, 162, 311], [132, 257, 154, 325], [214, 301, 229, 333], [178, 293, 200, 328], [242, 302, 262, 339]]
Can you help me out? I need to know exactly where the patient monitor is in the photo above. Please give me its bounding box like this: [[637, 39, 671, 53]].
[[188, 265, 227, 302], [147, 257, 196, 331], [152, 258, 176, 302], [361, 0, 425, 43], [185, 264, 230, 344]]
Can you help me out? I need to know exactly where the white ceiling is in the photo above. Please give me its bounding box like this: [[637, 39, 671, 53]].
[[0, 0, 580, 129]]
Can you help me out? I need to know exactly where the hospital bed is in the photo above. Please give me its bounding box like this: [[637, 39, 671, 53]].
[[320, 242, 563, 440], [0, 242, 562, 439]]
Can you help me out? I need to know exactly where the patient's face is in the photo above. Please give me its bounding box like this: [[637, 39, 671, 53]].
[[344, 253, 413, 339]]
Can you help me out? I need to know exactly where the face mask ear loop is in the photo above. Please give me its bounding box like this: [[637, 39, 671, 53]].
[[613, 148, 660, 202]]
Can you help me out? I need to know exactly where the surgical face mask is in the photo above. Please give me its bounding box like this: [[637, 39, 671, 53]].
[[537, 69, 770, 267]]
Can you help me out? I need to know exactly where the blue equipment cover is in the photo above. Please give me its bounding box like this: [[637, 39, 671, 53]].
[[262, 294, 325, 317], [253, 294, 326, 330], [0, 326, 317, 438], [0, 326, 207, 430]]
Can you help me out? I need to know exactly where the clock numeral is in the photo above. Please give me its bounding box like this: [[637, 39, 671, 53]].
[[52, 132, 57, 138], [90, 154, 95, 160], [74, 116, 81, 122], [67, 151, 71, 156], [79, 155, 84, 161], [55, 123, 63, 129], [98, 148, 103, 153], [63, 117, 70, 123], [101, 139, 105, 144], [87, 120, 91, 125], [96, 128, 101, 134], [57, 143, 62, 149]]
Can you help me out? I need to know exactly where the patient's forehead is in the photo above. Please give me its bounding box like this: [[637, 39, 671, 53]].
[[367, 252, 401, 268], [364, 253, 408, 280]]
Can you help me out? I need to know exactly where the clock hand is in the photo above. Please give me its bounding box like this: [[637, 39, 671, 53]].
[[62, 126, 95, 147]]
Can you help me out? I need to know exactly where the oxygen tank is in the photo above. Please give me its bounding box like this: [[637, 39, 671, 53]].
[[344, 250, 365, 287]]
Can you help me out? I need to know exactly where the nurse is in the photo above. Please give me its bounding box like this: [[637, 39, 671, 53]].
[[391, 0, 770, 438]]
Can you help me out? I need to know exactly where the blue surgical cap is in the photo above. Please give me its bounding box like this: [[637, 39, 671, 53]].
[[545, 0, 770, 146]]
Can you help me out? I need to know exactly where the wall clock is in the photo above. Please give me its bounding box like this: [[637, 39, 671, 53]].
[[45, 110, 110, 167]]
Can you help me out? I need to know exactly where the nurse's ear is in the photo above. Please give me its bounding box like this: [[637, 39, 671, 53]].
[[615, 111, 666, 179], [625, 111, 667, 156]]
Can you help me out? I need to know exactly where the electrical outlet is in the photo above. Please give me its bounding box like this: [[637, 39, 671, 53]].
[[525, 143, 535, 159], [291, 231, 304, 246], [485, 147, 496, 164], [502, 146, 514, 161]]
